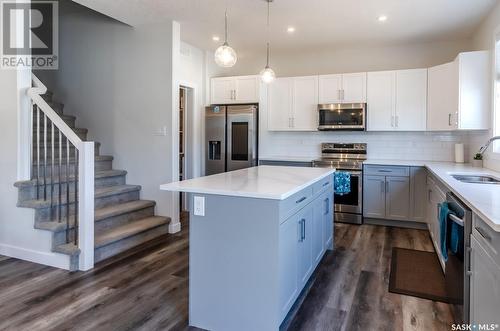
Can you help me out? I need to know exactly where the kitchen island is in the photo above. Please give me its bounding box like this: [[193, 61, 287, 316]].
[[160, 166, 335, 331]]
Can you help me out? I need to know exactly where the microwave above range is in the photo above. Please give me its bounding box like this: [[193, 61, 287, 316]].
[[317, 103, 366, 131]]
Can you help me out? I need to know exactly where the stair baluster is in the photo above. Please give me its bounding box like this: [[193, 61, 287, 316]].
[[50, 122, 55, 219], [74, 149, 79, 246], [66, 138, 70, 243], [43, 113, 47, 200]]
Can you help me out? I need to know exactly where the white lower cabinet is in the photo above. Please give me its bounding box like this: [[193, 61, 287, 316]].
[[278, 185, 333, 322], [470, 236, 500, 325], [426, 175, 446, 268]]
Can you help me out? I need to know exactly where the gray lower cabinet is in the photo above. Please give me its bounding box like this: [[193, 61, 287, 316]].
[[410, 167, 427, 222], [363, 175, 386, 218], [385, 176, 410, 220], [297, 206, 314, 287]]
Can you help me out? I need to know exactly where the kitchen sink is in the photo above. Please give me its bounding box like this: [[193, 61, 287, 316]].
[[451, 174, 500, 184]]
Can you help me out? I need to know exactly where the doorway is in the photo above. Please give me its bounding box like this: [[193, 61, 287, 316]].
[[178, 85, 194, 214]]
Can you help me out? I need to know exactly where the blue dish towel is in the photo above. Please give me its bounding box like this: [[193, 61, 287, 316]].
[[334, 171, 351, 195], [439, 202, 451, 262], [450, 220, 464, 256]]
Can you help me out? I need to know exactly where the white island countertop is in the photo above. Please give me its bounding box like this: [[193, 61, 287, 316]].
[[364, 159, 500, 232], [160, 165, 335, 200]]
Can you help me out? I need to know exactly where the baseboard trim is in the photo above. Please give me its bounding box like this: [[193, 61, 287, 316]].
[[168, 221, 181, 234], [0, 243, 70, 270], [363, 218, 428, 230]]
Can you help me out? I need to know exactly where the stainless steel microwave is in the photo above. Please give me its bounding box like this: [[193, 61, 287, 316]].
[[317, 103, 366, 131]]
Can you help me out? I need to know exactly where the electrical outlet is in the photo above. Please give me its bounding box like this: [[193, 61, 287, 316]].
[[193, 196, 205, 216]]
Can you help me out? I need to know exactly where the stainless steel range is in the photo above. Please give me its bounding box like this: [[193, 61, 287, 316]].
[[312, 143, 367, 225]]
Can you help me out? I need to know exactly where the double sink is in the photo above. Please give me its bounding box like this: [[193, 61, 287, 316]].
[[452, 174, 500, 185]]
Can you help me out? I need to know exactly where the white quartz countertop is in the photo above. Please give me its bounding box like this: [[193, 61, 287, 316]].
[[364, 159, 500, 232], [160, 166, 335, 200]]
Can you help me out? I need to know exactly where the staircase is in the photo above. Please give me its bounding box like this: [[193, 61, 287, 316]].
[[15, 90, 170, 271]]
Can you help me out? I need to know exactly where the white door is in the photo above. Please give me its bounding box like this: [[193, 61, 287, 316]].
[[278, 215, 299, 319], [312, 196, 326, 267], [470, 236, 500, 325], [318, 74, 342, 104], [367, 71, 396, 131], [292, 76, 319, 131], [385, 176, 410, 221], [395, 69, 427, 131], [211, 77, 235, 104], [427, 61, 458, 131], [268, 78, 293, 131], [235, 76, 259, 103], [342, 73, 367, 103], [363, 175, 386, 219]]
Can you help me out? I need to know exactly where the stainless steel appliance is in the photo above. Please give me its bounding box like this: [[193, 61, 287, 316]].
[[312, 143, 367, 224], [445, 192, 472, 324], [205, 105, 258, 175], [318, 103, 366, 131]]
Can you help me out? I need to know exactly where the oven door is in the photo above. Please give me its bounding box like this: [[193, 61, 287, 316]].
[[334, 170, 362, 214], [318, 103, 366, 130]]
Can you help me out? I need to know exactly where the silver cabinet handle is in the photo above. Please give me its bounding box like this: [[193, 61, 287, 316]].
[[302, 219, 306, 240], [476, 227, 492, 242], [322, 181, 330, 187], [386, 181, 389, 193], [341, 89, 345, 100], [296, 196, 307, 204], [378, 170, 392, 173], [299, 219, 306, 241], [428, 189, 432, 202], [395, 115, 399, 128], [337, 89, 341, 100], [466, 247, 473, 276], [324, 198, 329, 215], [455, 111, 459, 126], [437, 203, 441, 217], [380, 180, 385, 193], [448, 113, 452, 126]]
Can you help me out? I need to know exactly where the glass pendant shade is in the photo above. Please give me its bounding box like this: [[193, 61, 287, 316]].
[[214, 43, 237, 68], [260, 66, 275, 83]]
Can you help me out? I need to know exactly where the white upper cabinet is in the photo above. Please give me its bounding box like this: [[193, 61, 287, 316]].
[[427, 51, 490, 131], [292, 76, 319, 131], [367, 71, 396, 131], [318, 73, 366, 104], [395, 69, 428, 131], [268, 78, 293, 131], [367, 69, 427, 131], [268, 76, 318, 131], [211, 75, 260, 104]]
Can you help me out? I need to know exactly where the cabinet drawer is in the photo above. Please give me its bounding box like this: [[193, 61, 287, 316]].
[[312, 174, 333, 195], [280, 186, 314, 222], [473, 214, 500, 265], [364, 165, 409, 177]]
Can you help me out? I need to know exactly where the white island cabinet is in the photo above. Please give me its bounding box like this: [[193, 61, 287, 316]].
[[160, 166, 335, 331]]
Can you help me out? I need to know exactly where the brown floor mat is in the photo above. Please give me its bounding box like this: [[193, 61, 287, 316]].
[[389, 247, 450, 303]]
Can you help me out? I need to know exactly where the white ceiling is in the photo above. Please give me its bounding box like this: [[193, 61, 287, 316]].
[[74, 0, 497, 54]]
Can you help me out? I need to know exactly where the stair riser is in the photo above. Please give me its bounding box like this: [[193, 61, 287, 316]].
[[32, 144, 100, 157], [33, 117, 76, 128], [94, 223, 168, 263], [50, 206, 156, 247], [32, 159, 113, 178], [34, 189, 140, 222], [17, 174, 127, 202], [95, 206, 155, 233]]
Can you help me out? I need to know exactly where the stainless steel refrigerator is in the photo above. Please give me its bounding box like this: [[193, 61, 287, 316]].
[[205, 104, 258, 175]]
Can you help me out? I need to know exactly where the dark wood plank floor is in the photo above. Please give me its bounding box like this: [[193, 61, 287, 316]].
[[0, 222, 454, 331]]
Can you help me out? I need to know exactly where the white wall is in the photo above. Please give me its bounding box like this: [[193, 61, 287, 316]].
[[37, 1, 180, 229], [470, 1, 500, 171]]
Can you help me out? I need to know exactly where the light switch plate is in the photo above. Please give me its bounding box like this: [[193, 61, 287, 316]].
[[193, 196, 205, 216]]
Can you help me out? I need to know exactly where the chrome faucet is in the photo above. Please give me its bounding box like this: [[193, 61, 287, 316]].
[[478, 136, 500, 155]]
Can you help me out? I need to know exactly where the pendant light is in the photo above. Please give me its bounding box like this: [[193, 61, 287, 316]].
[[214, 10, 237, 68], [260, 0, 275, 83]]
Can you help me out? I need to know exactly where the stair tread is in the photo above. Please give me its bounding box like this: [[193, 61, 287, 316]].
[[53, 243, 80, 256], [19, 184, 141, 209], [14, 169, 127, 188], [35, 200, 156, 232], [95, 216, 169, 248]]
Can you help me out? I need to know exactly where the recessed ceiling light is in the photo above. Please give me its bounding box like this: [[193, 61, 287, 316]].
[[212, 35, 220, 41], [287, 26, 295, 33], [378, 15, 388, 22]]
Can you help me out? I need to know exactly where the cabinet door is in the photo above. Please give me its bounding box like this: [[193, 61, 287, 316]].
[[211, 77, 235, 104], [385, 176, 410, 221], [395, 69, 427, 131], [268, 78, 293, 131], [323, 191, 334, 250], [318, 74, 342, 104], [297, 206, 313, 287], [410, 167, 427, 222], [279, 215, 299, 319], [427, 62, 458, 131], [312, 197, 325, 267], [342, 72, 367, 103], [292, 76, 319, 131], [470, 236, 500, 325], [235, 76, 260, 103], [367, 71, 396, 131], [363, 175, 386, 219]]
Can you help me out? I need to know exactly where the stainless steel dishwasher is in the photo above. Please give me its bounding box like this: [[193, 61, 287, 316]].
[[445, 192, 472, 324]]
